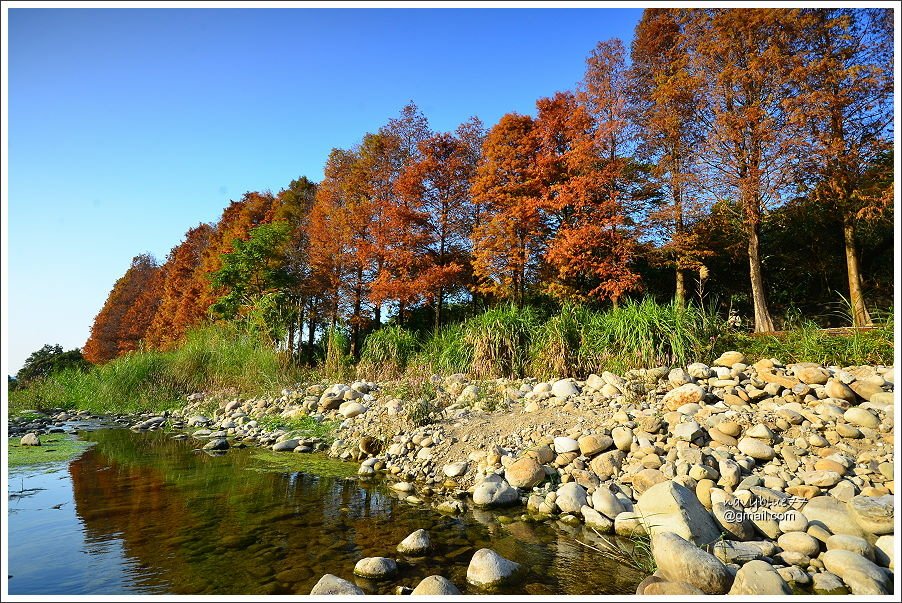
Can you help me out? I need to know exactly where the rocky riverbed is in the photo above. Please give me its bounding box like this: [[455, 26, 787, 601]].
[[12, 352, 896, 595]]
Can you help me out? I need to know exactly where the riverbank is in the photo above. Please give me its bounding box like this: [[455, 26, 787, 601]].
[[10, 352, 896, 595]]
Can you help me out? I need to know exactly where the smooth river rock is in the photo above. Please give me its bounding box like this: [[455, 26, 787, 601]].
[[397, 529, 432, 555], [728, 560, 791, 595], [353, 557, 398, 579], [822, 549, 891, 595], [472, 474, 519, 508], [848, 495, 894, 535], [505, 456, 545, 489], [411, 575, 461, 595], [636, 480, 722, 546], [652, 532, 732, 594], [466, 548, 520, 587], [310, 574, 364, 595]]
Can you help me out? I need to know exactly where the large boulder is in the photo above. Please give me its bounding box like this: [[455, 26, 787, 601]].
[[728, 560, 791, 595], [636, 480, 722, 546], [848, 495, 894, 536], [411, 575, 461, 595], [822, 549, 891, 595], [472, 474, 519, 508], [310, 574, 364, 595], [505, 457, 545, 489], [803, 496, 866, 538], [466, 548, 520, 588], [652, 532, 732, 594]]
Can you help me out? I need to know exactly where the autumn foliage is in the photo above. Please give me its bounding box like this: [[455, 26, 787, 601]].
[[84, 8, 893, 363]]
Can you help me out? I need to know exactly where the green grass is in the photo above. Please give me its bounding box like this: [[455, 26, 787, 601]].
[[8, 323, 301, 416], [464, 304, 541, 379], [358, 325, 421, 379], [8, 435, 95, 468], [716, 318, 894, 366]]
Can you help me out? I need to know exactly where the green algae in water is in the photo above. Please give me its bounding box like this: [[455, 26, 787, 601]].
[[8, 436, 94, 468], [248, 449, 358, 479]]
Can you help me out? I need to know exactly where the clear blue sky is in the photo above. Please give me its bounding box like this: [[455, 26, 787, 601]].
[[5, 7, 643, 374]]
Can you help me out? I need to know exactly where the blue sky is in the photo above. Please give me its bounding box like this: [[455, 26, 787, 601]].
[[5, 7, 642, 374]]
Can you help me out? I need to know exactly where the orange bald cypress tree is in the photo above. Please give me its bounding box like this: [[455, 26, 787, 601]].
[[143, 223, 214, 349], [791, 8, 893, 326], [470, 113, 544, 307], [629, 10, 707, 305], [83, 254, 160, 363], [390, 130, 475, 329], [683, 9, 806, 332]]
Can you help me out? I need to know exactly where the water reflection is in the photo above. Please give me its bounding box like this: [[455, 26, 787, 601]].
[[8, 429, 643, 595]]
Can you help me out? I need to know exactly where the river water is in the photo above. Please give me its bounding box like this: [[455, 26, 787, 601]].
[[7, 429, 644, 595]]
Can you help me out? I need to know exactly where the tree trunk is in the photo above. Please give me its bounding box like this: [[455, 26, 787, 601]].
[[295, 302, 305, 361], [434, 287, 444, 333], [307, 311, 317, 365], [675, 269, 685, 308], [747, 222, 775, 333], [843, 213, 872, 327], [352, 286, 362, 361]]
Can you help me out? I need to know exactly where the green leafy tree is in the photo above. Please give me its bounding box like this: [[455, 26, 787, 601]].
[[210, 221, 294, 342], [16, 344, 89, 385]]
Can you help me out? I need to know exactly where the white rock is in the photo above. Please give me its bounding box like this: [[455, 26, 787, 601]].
[[397, 529, 432, 555], [551, 379, 580, 398], [555, 482, 587, 514], [310, 574, 364, 595], [553, 436, 580, 454], [353, 557, 397, 578], [412, 575, 461, 595], [466, 548, 520, 587]]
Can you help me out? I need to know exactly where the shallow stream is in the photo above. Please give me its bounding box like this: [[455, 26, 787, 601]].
[[7, 428, 644, 595]]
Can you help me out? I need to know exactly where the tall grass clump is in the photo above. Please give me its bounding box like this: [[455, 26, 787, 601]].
[[464, 304, 540, 378], [530, 303, 590, 379], [358, 325, 421, 379], [579, 299, 718, 374], [323, 326, 353, 381], [416, 324, 473, 375], [9, 351, 181, 416], [167, 322, 292, 394]]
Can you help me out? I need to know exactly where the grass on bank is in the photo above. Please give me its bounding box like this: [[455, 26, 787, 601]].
[[8, 323, 300, 417], [9, 299, 893, 418]]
